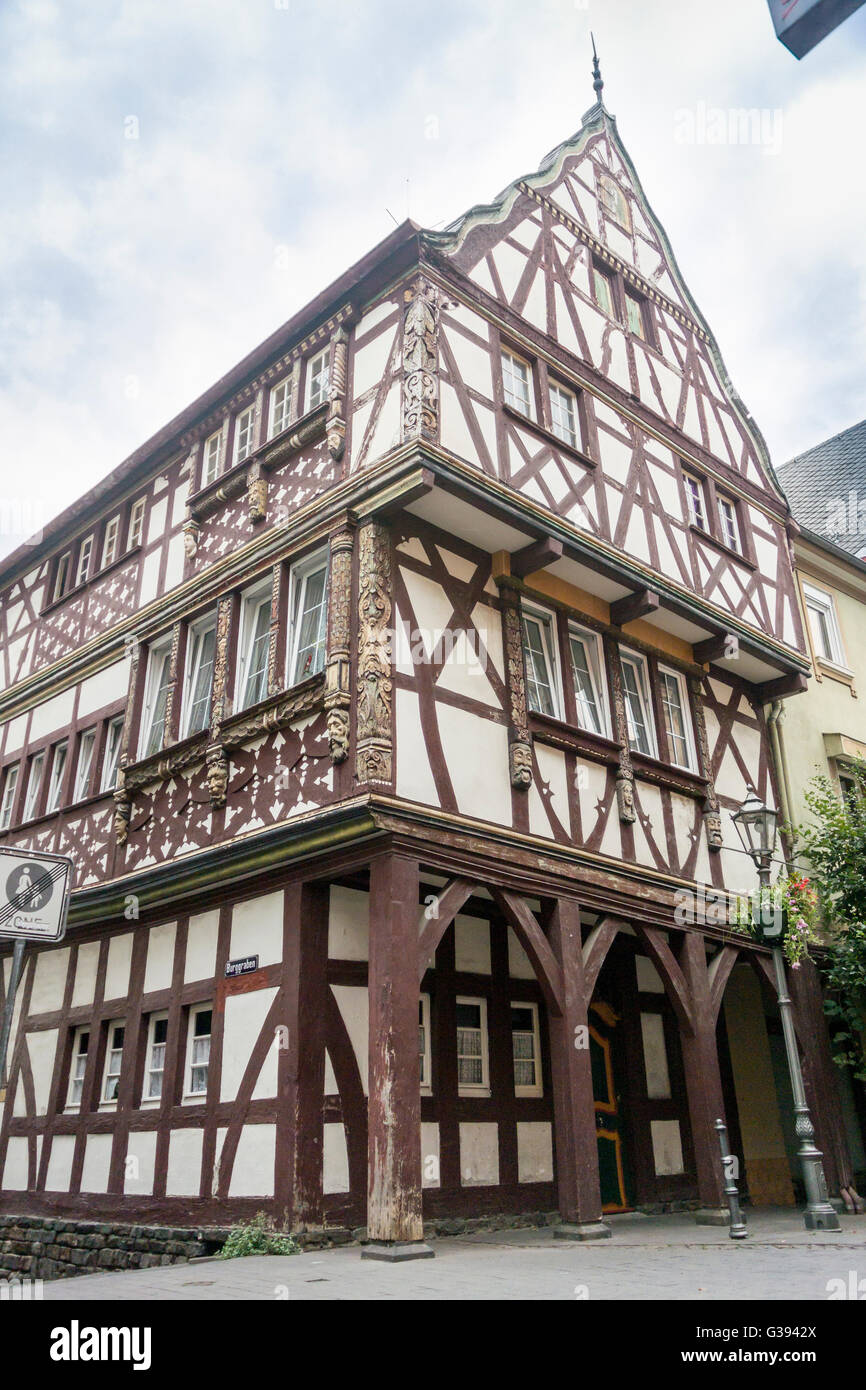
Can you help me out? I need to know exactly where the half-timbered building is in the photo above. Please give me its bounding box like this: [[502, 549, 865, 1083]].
[[1, 82, 857, 1254]]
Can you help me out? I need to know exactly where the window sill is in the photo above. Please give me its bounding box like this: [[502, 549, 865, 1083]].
[[457, 1088, 492, 1100], [689, 524, 755, 571], [529, 711, 621, 765], [188, 403, 329, 522], [502, 403, 595, 468], [815, 657, 855, 687], [630, 749, 709, 799]]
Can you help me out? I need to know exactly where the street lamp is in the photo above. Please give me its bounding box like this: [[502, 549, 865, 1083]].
[[732, 787, 840, 1231]]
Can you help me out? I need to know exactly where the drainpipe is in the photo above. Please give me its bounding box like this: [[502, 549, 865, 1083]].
[[767, 699, 794, 864]]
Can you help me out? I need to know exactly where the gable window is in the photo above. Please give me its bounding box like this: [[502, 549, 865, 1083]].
[[306, 348, 330, 411], [658, 666, 695, 771], [22, 751, 45, 822], [0, 765, 19, 831], [717, 495, 741, 553], [127, 497, 146, 551], [46, 740, 68, 813], [592, 263, 617, 319], [270, 376, 293, 437], [53, 552, 71, 603], [456, 996, 490, 1095], [521, 607, 560, 719], [501, 349, 533, 417], [145, 1014, 169, 1101], [182, 615, 217, 738], [620, 649, 657, 758], [803, 582, 845, 667], [599, 172, 630, 231], [549, 381, 580, 449], [419, 995, 432, 1093], [101, 715, 124, 792], [624, 289, 648, 341], [76, 535, 94, 588], [234, 405, 256, 465], [102, 1022, 125, 1103], [101, 515, 121, 570], [73, 729, 96, 802], [684, 472, 707, 531], [237, 584, 272, 711], [187, 1006, 212, 1096], [140, 639, 172, 759], [67, 1028, 89, 1108], [288, 552, 328, 686], [202, 431, 222, 488], [511, 1002, 542, 1097], [568, 624, 608, 736]]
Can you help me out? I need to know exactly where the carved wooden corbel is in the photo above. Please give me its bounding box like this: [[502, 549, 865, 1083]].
[[355, 519, 393, 785], [325, 523, 354, 763], [500, 584, 533, 790], [205, 743, 229, 809], [691, 675, 723, 852], [113, 769, 132, 847], [607, 641, 637, 823], [246, 462, 267, 523], [401, 276, 440, 444], [182, 518, 200, 559]]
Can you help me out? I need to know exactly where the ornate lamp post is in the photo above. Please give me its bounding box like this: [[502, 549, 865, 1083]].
[[732, 788, 840, 1231]]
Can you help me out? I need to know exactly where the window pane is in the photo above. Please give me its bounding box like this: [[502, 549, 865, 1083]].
[[686, 476, 706, 529], [625, 293, 646, 339], [621, 657, 653, 756], [292, 566, 328, 683], [242, 599, 271, 708], [549, 384, 578, 448], [502, 352, 531, 414], [593, 267, 615, 317], [144, 652, 171, 757], [102, 718, 123, 792], [74, 731, 96, 801], [569, 634, 603, 734], [521, 615, 556, 717], [308, 350, 330, 409], [660, 672, 690, 768], [186, 626, 216, 735]]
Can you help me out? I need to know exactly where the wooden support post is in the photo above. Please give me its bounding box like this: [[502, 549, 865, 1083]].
[[363, 854, 434, 1260], [282, 881, 329, 1230], [547, 898, 610, 1240], [679, 933, 728, 1221], [789, 957, 859, 1203]]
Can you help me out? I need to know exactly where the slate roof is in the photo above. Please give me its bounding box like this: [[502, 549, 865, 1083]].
[[778, 419, 866, 558]]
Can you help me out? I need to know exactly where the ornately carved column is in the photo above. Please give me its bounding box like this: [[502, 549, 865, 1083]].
[[113, 636, 142, 845], [206, 593, 234, 808], [162, 621, 183, 747], [401, 276, 440, 444], [325, 523, 354, 762], [499, 582, 533, 789], [607, 640, 636, 823], [355, 519, 393, 786], [691, 676, 723, 852], [326, 327, 349, 461], [266, 563, 284, 698]]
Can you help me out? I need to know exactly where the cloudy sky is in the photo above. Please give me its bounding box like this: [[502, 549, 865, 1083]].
[[2, 0, 865, 556]]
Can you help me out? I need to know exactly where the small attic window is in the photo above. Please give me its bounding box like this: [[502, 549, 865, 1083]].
[[598, 173, 630, 232]]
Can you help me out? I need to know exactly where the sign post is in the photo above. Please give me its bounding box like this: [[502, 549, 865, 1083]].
[[0, 847, 73, 1100]]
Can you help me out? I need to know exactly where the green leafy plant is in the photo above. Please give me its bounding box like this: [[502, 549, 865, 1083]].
[[219, 1211, 300, 1259]]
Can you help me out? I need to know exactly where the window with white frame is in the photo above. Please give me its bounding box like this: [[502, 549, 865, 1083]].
[[0, 765, 19, 830], [187, 1006, 212, 1096], [46, 740, 68, 813], [511, 1002, 542, 1097], [73, 729, 96, 802], [288, 552, 328, 685], [22, 751, 45, 822], [521, 607, 560, 718], [202, 431, 222, 487], [619, 649, 657, 758], [140, 640, 172, 759], [592, 263, 616, 319], [456, 996, 490, 1094], [181, 615, 217, 737], [306, 348, 330, 411], [717, 495, 741, 553], [102, 1022, 125, 1103], [549, 381, 579, 449], [67, 1027, 89, 1107], [101, 716, 124, 792], [803, 582, 846, 667], [658, 666, 695, 771], [684, 473, 707, 531], [237, 585, 272, 710], [270, 376, 293, 437], [599, 172, 630, 230], [101, 515, 121, 570], [145, 1014, 169, 1101], [234, 405, 256, 465], [53, 552, 71, 603], [127, 497, 146, 551], [568, 624, 608, 736], [501, 349, 532, 416], [419, 995, 432, 1092], [76, 535, 94, 588]]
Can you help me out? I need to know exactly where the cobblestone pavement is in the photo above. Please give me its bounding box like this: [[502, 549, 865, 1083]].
[[37, 1210, 866, 1301]]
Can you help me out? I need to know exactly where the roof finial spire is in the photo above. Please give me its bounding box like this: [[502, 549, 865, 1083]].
[[591, 32, 604, 104]]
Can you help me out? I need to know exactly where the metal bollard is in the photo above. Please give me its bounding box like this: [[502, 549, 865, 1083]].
[[715, 1118, 748, 1240]]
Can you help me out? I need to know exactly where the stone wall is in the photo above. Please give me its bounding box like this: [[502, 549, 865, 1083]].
[[0, 1215, 230, 1282]]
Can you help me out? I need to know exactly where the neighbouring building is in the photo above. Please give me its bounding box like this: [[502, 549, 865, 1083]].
[[0, 78, 858, 1252]]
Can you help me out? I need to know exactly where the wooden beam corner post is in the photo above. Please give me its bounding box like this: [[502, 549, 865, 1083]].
[[363, 854, 434, 1261], [547, 898, 611, 1241], [678, 932, 728, 1221]]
